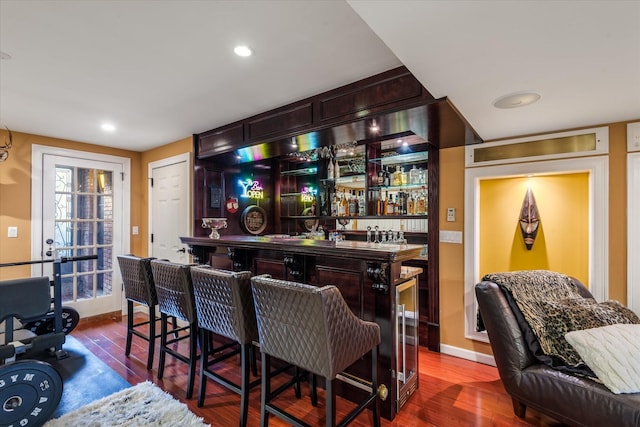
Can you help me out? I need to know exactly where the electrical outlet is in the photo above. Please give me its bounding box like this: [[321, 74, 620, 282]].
[[447, 207, 456, 222]]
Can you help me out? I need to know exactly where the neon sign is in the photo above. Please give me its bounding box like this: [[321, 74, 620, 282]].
[[238, 178, 264, 199], [300, 186, 317, 203]]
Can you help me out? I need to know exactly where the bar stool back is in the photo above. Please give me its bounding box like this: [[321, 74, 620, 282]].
[[150, 259, 199, 399], [190, 266, 260, 427], [250, 274, 381, 427], [117, 254, 158, 369]]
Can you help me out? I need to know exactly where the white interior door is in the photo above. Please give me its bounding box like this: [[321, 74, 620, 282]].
[[31, 146, 130, 318], [149, 153, 191, 263]]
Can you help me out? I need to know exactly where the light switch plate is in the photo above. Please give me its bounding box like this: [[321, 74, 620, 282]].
[[7, 226, 18, 238], [629, 122, 640, 152], [446, 207, 456, 222], [132, 226, 139, 235], [440, 230, 462, 244]]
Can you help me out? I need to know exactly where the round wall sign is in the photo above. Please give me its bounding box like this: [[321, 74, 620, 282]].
[[240, 205, 267, 235]]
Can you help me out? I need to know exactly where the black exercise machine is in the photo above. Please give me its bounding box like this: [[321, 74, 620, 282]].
[[0, 254, 97, 427]]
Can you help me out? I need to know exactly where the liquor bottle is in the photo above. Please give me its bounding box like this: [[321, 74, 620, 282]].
[[348, 190, 358, 216], [339, 192, 348, 216], [377, 169, 384, 186], [331, 192, 339, 216], [383, 166, 390, 187], [400, 166, 408, 185], [333, 157, 340, 180], [358, 190, 366, 216], [327, 158, 335, 180], [416, 187, 427, 214], [376, 191, 383, 216], [409, 165, 420, 185], [407, 191, 415, 215], [393, 166, 402, 186], [383, 191, 390, 216]]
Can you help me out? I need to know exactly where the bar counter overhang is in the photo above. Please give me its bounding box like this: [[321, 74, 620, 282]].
[[180, 234, 423, 420]]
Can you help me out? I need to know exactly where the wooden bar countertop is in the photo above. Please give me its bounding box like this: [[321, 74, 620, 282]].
[[180, 235, 423, 263]]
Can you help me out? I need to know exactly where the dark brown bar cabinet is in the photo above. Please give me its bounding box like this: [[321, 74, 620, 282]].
[[180, 235, 422, 419]]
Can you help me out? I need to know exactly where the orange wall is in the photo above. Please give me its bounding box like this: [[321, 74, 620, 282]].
[[0, 129, 191, 280], [439, 120, 635, 356]]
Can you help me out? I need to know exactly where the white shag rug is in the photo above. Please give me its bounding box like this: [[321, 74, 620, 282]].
[[44, 381, 210, 426]]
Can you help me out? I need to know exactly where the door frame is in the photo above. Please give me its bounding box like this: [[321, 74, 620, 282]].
[[30, 144, 131, 313], [148, 152, 192, 258]]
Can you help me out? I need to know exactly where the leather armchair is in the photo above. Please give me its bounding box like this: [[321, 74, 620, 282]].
[[476, 278, 640, 427]]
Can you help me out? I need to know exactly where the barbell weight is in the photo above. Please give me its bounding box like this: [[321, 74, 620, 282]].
[[22, 307, 80, 336], [0, 360, 63, 427]]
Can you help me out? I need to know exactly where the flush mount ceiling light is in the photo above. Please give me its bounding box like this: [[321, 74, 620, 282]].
[[101, 123, 116, 132], [234, 45, 253, 57], [493, 91, 541, 109]]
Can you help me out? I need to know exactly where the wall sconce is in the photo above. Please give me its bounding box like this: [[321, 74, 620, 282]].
[[519, 187, 540, 250], [0, 127, 13, 162]]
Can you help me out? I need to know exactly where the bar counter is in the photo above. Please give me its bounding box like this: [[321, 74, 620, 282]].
[[180, 234, 423, 420]]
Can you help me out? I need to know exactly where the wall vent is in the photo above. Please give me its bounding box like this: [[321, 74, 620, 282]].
[[466, 127, 608, 167]]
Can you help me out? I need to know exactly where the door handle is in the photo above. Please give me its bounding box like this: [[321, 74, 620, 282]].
[[177, 248, 186, 253]]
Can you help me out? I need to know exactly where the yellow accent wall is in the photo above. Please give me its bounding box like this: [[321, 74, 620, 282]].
[[479, 173, 589, 283]]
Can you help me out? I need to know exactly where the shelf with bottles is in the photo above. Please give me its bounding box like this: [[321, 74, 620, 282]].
[[371, 187, 428, 217]]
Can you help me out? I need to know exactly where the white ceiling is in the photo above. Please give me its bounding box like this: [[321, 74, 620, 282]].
[[1, 0, 638, 152]]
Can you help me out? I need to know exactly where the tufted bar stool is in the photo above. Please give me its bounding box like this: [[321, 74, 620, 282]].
[[190, 266, 261, 427], [117, 254, 160, 370], [250, 274, 381, 427], [150, 259, 199, 399]]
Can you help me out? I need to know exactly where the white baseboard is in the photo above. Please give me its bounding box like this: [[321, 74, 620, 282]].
[[439, 343, 496, 367]]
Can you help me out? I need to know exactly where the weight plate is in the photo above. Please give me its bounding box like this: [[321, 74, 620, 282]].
[[0, 360, 63, 427], [23, 307, 80, 336]]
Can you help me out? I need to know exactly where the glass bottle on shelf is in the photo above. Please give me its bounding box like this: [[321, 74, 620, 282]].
[[409, 165, 420, 185], [339, 191, 348, 216], [393, 166, 402, 186], [348, 190, 358, 216], [331, 192, 339, 216], [327, 157, 335, 180], [383, 166, 390, 187], [400, 167, 408, 185], [377, 169, 384, 186], [358, 190, 366, 216], [333, 157, 340, 180], [407, 192, 415, 215], [383, 191, 390, 215], [416, 187, 427, 215]]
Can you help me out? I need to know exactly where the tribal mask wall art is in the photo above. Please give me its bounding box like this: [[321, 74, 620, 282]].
[[519, 187, 540, 250]]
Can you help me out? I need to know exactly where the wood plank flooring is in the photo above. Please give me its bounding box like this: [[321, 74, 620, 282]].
[[71, 314, 566, 426]]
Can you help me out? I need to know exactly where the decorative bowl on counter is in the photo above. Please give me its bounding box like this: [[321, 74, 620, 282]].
[[201, 218, 228, 239]]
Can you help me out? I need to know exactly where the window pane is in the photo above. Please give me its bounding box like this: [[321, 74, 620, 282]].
[[97, 171, 113, 194], [97, 247, 112, 270], [55, 194, 74, 220], [77, 168, 95, 193], [77, 195, 95, 219], [61, 276, 74, 303], [76, 221, 94, 246], [55, 167, 73, 192], [96, 272, 111, 297], [77, 248, 96, 273], [54, 221, 74, 247], [97, 221, 113, 245], [97, 195, 113, 220], [77, 274, 94, 300]]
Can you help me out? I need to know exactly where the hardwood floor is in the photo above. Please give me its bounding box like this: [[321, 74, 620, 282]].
[[71, 314, 566, 426]]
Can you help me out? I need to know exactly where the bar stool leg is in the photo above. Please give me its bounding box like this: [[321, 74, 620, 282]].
[[372, 346, 380, 427], [260, 353, 271, 427], [240, 342, 251, 427], [147, 305, 156, 370], [158, 313, 168, 380], [125, 300, 134, 357], [197, 328, 209, 407], [326, 379, 336, 427], [186, 322, 198, 399]]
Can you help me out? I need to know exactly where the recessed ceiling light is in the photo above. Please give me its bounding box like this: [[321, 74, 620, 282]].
[[101, 123, 116, 132], [234, 45, 253, 57], [493, 91, 541, 109]]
